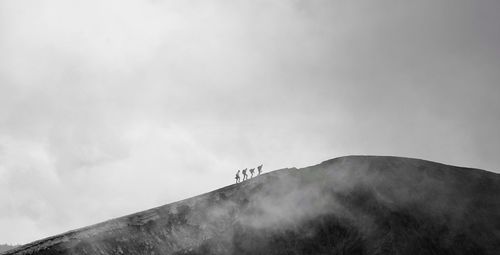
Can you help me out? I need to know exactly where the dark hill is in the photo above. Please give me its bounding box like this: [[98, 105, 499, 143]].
[[4, 156, 500, 255]]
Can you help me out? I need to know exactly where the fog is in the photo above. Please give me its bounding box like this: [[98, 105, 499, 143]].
[[1, 0, 500, 244], [56, 156, 498, 254]]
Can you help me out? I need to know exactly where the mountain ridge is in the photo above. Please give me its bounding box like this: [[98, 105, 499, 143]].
[[4, 155, 500, 255]]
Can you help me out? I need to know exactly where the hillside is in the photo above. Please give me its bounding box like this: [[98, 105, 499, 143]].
[[0, 245, 18, 254], [4, 156, 500, 255]]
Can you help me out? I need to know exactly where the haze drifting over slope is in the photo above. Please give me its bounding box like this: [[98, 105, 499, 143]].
[[1, 0, 500, 244], [5, 156, 500, 255]]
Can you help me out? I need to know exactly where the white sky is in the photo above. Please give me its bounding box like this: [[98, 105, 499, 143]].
[[1, 0, 500, 244]]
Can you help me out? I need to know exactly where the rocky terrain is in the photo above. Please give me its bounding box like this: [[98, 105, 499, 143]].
[[3, 156, 500, 255]]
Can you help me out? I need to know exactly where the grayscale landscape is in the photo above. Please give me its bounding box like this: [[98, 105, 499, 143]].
[[1, 1, 500, 254], [4, 156, 499, 255]]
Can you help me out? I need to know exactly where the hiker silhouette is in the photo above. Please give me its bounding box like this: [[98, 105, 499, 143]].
[[242, 168, 248, 180], [235, 170, 241, 183], [257, 164, 263, 175], [249, 168, 255, 178]]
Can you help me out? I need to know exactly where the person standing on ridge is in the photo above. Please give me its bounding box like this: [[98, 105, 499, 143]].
[[242, 168, 248, 180], [257, 164, 263, 175], [249, 168, 255, 178], [235, 170, 241, 183]]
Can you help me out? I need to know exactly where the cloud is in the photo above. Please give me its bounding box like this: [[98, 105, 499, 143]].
[[1, 0, 500, 244]]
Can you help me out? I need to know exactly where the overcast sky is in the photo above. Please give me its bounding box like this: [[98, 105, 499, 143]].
[[1, 0, 499, 244]]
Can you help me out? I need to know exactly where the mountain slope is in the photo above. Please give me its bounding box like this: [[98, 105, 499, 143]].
[[0, 245, 18, 253], [4, 156, 500, 255]]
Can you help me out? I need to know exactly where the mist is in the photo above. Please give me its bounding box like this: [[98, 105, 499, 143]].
[[1, 0, 500, 244], [39, 156, 498, 255]]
